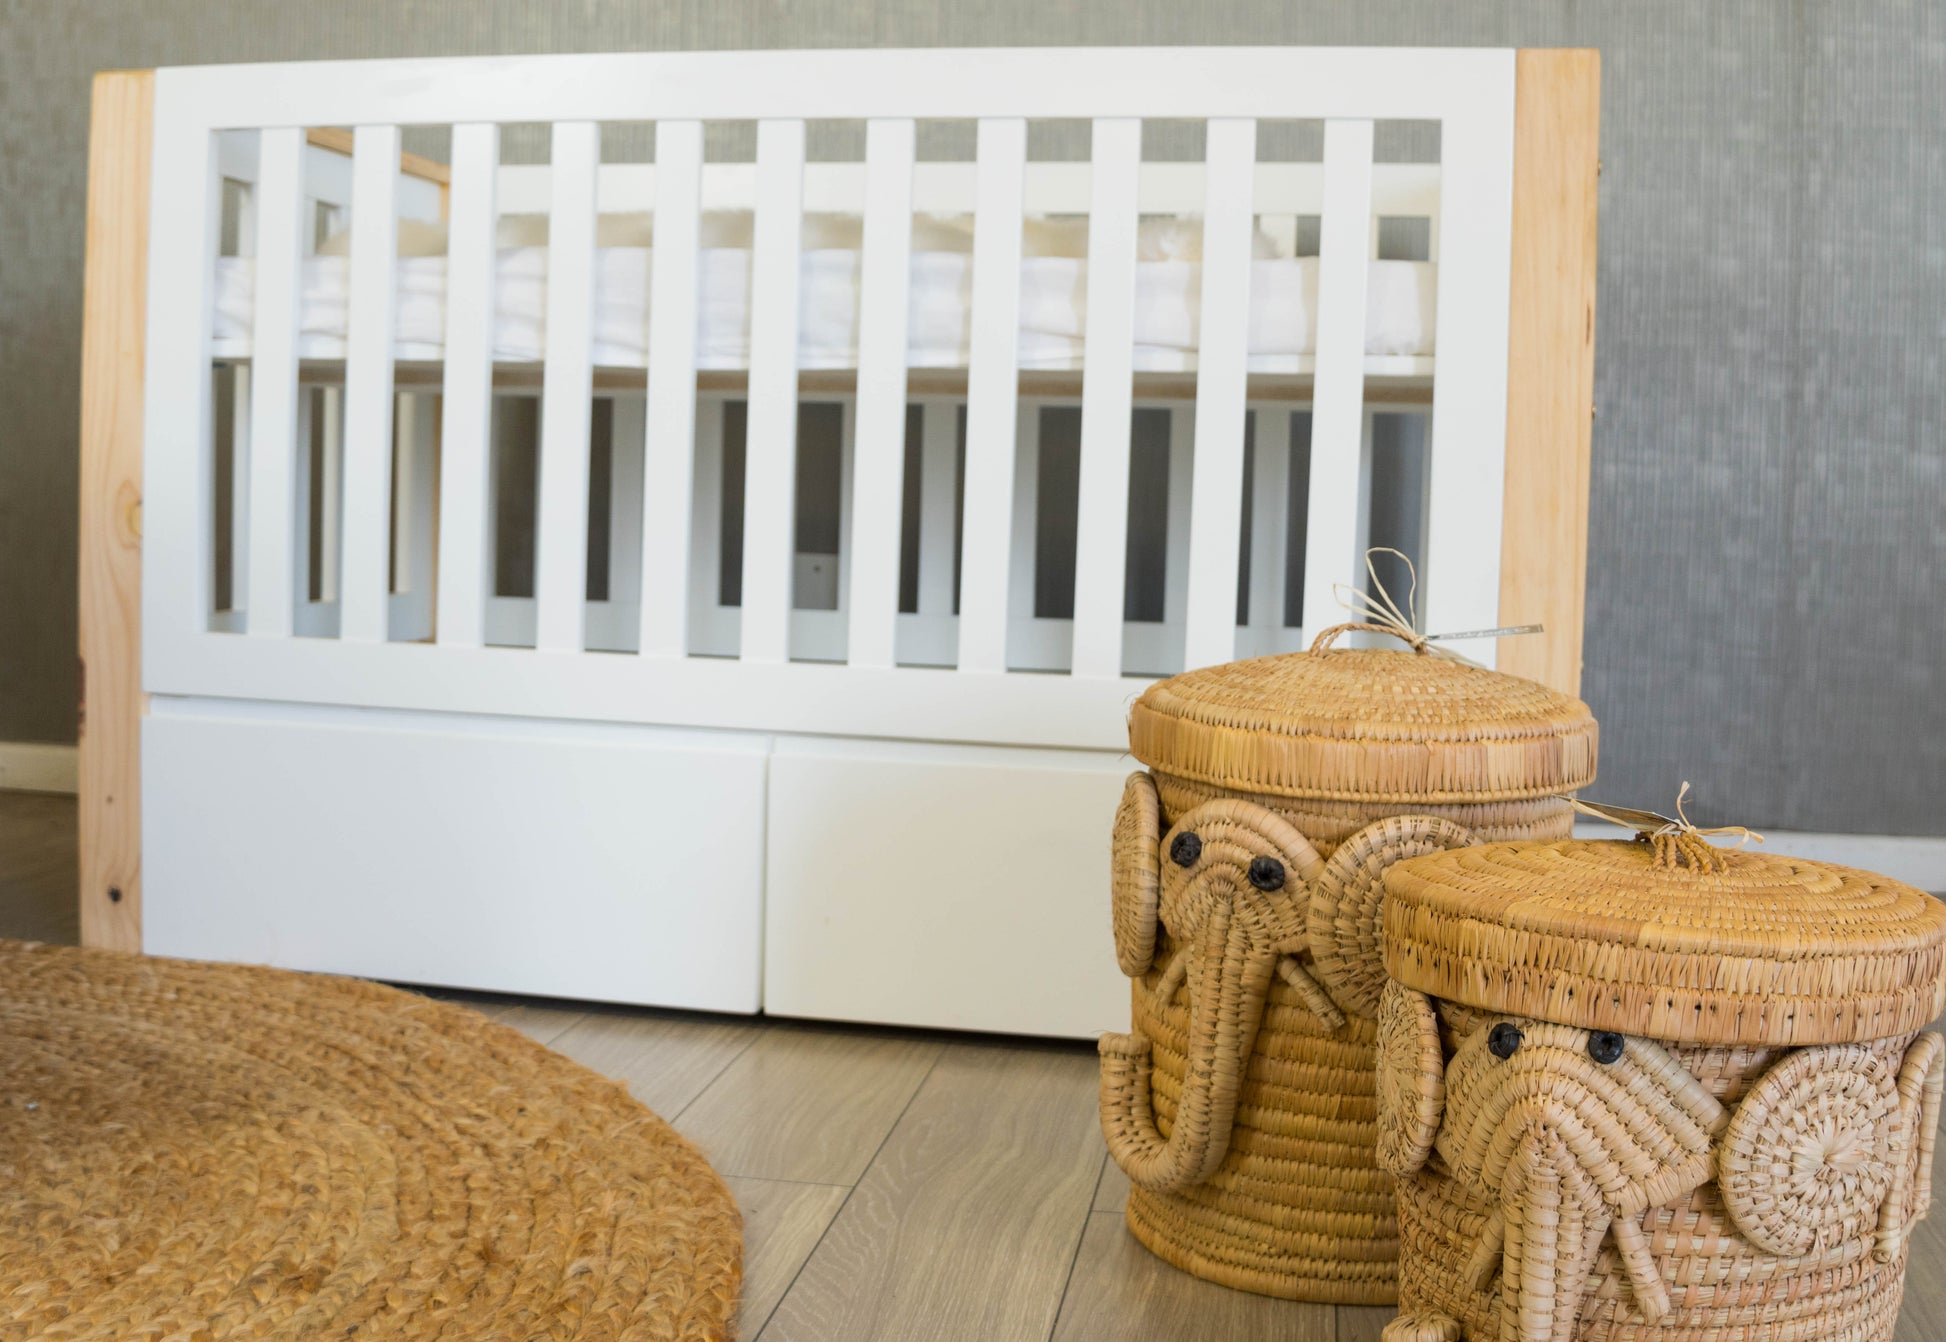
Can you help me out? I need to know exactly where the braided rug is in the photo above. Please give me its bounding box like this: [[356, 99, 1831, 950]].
[[0, 940, 740, 1340]]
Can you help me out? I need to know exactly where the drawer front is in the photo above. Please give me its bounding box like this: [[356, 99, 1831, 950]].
[[144, 701, 768, 1012], [764, 737, 1130, 1038]]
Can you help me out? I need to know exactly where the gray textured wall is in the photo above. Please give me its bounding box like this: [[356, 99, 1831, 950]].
[[1, 1, 1940, 834]]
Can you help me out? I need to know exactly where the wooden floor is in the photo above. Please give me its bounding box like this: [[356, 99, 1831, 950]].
[[0, 790, 79, 945], [5, 788, 1946, 1340]]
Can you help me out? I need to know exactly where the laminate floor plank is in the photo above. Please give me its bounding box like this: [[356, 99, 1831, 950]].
[[724, 1175, 851, 1342], [1335, 1304, 1396, 1342], [1052, 1210, 1333, 1341], [678, 1022, 942, 1184], [546, 1003, 765, 1118], [758, 1041, 1102, 1342], [0, 792, 78, 946], [408, 987, 583, 1042], [1093, 1156, 1129, 1213], [1895, 1209, 1946, 1340], [482, 1000, 591, 1046]]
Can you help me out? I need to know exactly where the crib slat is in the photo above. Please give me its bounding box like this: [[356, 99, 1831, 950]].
[[228, 367, 252, 619], [434, 122, 499, 649], [639, 118, 704, 657], [1162, 406, 1194, 642], [1070, 117, 1142, 680], [339, 124, 401, 644], [1248, 408, 1293, 650], [916, 400, 959, 618], [608, 396, 647, 650], [687, 396, 726, 653], [292, 391, 315, 614], [1181, 117, 1257, 670], [1301, 119, 1376, 641], [956, 117, 1027, 674], [835, 398, 857, 621], [533, 121, 600, 654], [739, 118, 807, 664], [319, 388, 343, 603], [846, 118, 917, 670], [391, 392, 438, 640], [1008, 401, 1041, 644], [241, 128, 304, 636], [1422, 101, 1515, 657]]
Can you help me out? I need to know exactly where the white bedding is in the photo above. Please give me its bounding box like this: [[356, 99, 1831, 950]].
[[212, 244, 1437, 373]]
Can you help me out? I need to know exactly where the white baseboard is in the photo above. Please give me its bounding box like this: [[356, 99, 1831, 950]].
[[1574, 822, 1946, 893], [0, 742, 78, 794]]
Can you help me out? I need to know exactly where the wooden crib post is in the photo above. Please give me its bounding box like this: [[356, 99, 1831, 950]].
[[78, 69, 154, 953], [1498, 49, 1601, 696]]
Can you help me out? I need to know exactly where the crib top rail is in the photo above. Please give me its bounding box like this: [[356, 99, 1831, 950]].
[[156, 47, 1510, 125]]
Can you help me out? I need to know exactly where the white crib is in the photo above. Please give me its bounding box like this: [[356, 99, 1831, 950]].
[[77, 47, 1601, 1038]]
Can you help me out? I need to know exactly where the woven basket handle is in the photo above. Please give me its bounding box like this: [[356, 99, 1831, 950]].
[[1307, 621, 1430, 655]]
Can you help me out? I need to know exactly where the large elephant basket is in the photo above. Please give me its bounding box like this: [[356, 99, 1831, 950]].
[[1375, 828, 1946, 1341], [1099, 629, 1599, 1302]]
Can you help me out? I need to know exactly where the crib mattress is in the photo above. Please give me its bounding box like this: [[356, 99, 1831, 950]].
[[211, 248, 1437, 374]]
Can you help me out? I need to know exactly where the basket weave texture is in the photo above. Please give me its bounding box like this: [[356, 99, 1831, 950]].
[[1102, 645, 1597, 1303], [0, 940, 742, 1341], [1374, 840, 1946, 1342]]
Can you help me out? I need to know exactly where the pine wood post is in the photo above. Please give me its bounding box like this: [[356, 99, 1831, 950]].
[[78, 69, 154, 952], [1497, 50, 1601, 696]]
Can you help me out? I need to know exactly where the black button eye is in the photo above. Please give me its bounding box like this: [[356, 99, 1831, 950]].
[[1169, 832, 1202, 868], [1247, 856, 1286, 891], [1587, 1031, 1625, 1065], [1487, 1022, 1523, 1060]]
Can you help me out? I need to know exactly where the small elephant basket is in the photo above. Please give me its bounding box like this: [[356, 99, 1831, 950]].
[[1375, 834, 1946, 1342], [1100, 638, 1598, 1303]]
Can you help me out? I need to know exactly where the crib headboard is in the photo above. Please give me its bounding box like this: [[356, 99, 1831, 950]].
[[77, 48, 1600, 959]]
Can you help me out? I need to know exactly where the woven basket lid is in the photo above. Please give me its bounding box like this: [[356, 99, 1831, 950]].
[[1383, 838, 1946, 1046], [1126, 647, 1597, 804]]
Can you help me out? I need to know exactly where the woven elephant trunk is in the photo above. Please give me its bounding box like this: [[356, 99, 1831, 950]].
[[1100, 852, 1295, 1191], [1099, 645, 1598, 1303]]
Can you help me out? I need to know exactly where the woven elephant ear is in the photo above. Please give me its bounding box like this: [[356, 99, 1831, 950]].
[[1375, 979, 1445, 1177], [1308, 815, 1477, 1018], [1111, 771, 1164, 976], [1718, 1043, 1903, 1256], [1876, 1032, 1946, 1260]]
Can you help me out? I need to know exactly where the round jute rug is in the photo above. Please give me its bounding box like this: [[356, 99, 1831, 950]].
[[0, 940, 741, 1340]]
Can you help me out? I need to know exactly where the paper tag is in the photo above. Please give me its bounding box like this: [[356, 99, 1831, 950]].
[[1574, 801, 1679, 833], [1426, 623, 1544, 642]]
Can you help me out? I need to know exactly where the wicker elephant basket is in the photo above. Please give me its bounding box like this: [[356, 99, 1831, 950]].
[[1099, 634, 1598, 1303], [1375, 831, 1946, 1342]]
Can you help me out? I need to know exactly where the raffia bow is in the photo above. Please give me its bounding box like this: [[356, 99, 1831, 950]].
[[1307, 548, 1486, 667], [1572, 782, 1764, 875]]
